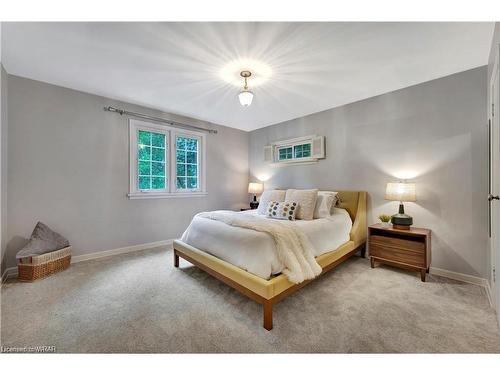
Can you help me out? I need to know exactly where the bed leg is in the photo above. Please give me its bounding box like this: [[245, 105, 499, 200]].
[[263, 300, 273, 331], [174, 250, 179, 268], [360, 244, 366, 258]]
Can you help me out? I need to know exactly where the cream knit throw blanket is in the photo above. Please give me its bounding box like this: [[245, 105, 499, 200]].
[[197, 211, 322, 283]]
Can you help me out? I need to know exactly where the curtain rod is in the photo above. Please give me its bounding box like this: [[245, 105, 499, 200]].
[[104, 106, 218, 134]]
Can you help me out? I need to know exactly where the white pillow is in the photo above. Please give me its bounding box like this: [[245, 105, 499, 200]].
[[284, 189, 318, 220], [257, 190, 286, 214], [314, 191, 339, 219]]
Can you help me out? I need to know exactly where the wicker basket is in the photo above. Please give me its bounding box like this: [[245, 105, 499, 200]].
[[17, 246, 72, 282]]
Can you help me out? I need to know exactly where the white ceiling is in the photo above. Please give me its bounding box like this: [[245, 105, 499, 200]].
[[2, 22, 494, 131]]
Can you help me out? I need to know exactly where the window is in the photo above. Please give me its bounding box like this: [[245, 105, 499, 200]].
[[138, 130, 167, 190], [129, 120, 206, 199], [264, 135, 325, 165], [277, 142, 313, 162], [174, 134, 200, 191], [278, 146, 293, 161]]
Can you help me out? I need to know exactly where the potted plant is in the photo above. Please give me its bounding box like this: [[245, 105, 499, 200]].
[[378, 214, 392, 228]]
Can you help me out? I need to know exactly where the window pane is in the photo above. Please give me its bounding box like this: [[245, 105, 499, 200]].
[[176, 150, 186, 163], [278, 149, 286, 160], [186, 151, 197, 164], [138, 130, 151, 146], [152, 177, 165, 189], [152, 147, 165, 162], [151, 162, 165, 176], [187, 164, 197, 177], [138, 145, 151, 161], [177, 163, 186, 176], [177, 177, 187, 189], [151, 133, 165, 148], [302, 143, 311, 157], [295, 148, 303, 158], [186, 138, 198, 151], [139, 176, 151, 190], [187, 177, 198, 189], [138, 161, 150, 175], [176, 137, 187, 150]]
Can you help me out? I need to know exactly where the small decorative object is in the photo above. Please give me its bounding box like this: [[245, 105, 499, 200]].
[[248, 182, 264, 209], [378, 214, 392, 227], [385, 182, 416, 230]]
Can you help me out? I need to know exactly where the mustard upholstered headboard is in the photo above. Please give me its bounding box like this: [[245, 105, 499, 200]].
[[336, 191, 367, 247]]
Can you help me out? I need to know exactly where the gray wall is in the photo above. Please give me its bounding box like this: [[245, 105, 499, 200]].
[[1, 64, 7, 276], [4, 75, 249, 269], [250, 66, 489, 278]]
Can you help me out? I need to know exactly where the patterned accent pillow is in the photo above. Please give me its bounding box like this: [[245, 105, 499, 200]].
[[266, 201, 298, 221]]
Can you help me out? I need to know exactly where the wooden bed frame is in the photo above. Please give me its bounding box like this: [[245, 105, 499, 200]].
[[173, 191, 367, 330]]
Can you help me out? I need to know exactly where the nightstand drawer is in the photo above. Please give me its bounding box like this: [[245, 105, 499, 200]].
[[370, 244, 425, 267], [369, 235, 424, 253]]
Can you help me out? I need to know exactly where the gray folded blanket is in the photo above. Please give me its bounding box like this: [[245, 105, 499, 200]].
[[16, 222, 70, 259]]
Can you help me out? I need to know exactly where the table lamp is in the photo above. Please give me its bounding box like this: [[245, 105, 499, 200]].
[[248, 182, 264, 209], [385, 182, 416, 230]]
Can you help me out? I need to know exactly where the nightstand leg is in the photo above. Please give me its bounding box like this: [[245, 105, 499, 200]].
[[420, 269, 426, 282], [370, 257, 375, 268], [360, 245, 366, 258]]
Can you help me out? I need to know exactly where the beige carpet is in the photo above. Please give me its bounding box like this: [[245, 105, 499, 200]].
[[1, 245, 500, 353]]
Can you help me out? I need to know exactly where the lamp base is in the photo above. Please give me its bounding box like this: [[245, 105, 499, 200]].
[[249, 201, 259, 209], [391, 213, 413, 230]]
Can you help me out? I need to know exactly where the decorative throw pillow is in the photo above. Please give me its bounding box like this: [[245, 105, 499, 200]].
[[284, 189, 318, 220], [314, 191, 339, 218], [257, 189, 286, 215], [16, 222, 70, 259], [266, 201, 298, 221]]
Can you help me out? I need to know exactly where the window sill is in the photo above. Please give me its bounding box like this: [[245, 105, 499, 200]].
[[271, 159, 319, 167], [127, 192, 208, 199]]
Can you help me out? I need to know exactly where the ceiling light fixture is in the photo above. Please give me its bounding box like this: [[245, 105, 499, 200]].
[[238, 71, 254, 107]]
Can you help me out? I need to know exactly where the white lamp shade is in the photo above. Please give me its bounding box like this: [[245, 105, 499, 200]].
[[248, 182, 263, 194], [385, 182, 416, 202], [238, 90, 254, 106]]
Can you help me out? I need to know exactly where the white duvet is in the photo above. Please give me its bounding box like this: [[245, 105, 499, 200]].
[[180, 208, 353, 280]]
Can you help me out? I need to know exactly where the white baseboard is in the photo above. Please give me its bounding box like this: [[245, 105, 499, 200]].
[[1, 239, 174, 282], [1, 266, 18, 284], [71, 239, 173, 263], [485, 282, 494, 309], [430, 266, 492, 307]]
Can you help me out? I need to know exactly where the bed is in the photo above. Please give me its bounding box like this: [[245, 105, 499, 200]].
[[173, 190, 367, 330]]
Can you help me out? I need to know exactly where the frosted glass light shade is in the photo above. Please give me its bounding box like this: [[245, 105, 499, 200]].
[[238, 90, 254, 106], [385, 182, 416, 202], [248, 182, 263, 194]]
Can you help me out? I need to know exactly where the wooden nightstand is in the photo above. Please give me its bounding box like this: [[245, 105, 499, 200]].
[[368, 223, 431, 281]]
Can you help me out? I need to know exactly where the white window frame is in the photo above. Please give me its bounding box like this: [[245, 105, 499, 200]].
[[272, 136, 317, 165], [128, 119, 207, 199], [171, 131, 205, 194]]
